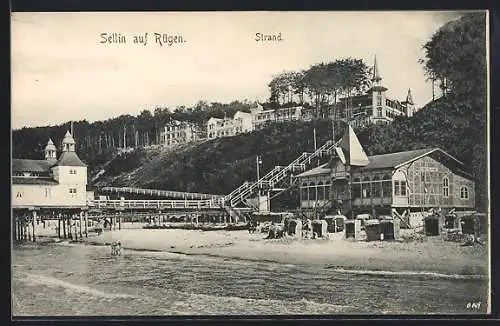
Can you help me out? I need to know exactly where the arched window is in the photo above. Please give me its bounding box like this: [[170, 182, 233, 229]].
[[301, 183, 308, 201], [317, 181, 324, 200], [377, 107, 383, 117], [460, 186, 469, 200], [309, 182, 316, 201], [442, 177, 449, 197]]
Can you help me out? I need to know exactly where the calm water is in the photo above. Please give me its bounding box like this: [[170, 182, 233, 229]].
[[12, 242, 488, 316]]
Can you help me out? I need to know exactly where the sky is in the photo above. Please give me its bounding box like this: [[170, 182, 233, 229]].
[[11, 11, 466, 129]]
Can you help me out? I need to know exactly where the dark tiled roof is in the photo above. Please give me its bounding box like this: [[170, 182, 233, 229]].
[[297, 148, 462, 177], [54, 151, 86, 167], [359, 148, 434, 170], [12, 177, 59, 185], [12, 159, 54, 173]]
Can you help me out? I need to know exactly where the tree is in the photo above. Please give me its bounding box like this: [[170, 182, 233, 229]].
[[420, 13, 487, 102]]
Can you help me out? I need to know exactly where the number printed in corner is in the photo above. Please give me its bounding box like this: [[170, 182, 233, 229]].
[[466, 302, 481, 310]]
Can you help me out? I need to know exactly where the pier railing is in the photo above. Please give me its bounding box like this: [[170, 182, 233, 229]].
[[100, 186, 223, 200], [91, 199, 222, 210]]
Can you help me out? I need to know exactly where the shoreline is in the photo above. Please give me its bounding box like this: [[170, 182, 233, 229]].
[[24, 228, 488, 278]]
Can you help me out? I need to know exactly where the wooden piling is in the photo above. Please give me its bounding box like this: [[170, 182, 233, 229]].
[[12, 215, 16, 242], [63, 216, 67, 239], [58, 218, 61, 238], [20, 219, 24, 241], [27, 217, 31, 242], [79, 212, 83, 239], [32, 211, 36, 242], [119, 213, 122, 230], [84, 212, 88, 237], [68, 217, 72, 240]]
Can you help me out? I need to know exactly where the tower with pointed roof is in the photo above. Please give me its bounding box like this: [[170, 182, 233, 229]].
[[51, 130, 87, 192], [402, 88, 415, 117], [368, 55, 389, 122], [62, 130, 76, 152], [44, 138, 57, 161]]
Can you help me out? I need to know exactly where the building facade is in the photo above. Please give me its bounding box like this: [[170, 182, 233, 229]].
[[200, 55, 415, 141], [160, 119, 198, 148], [298, 56, 416, 128], [233, 111, 254, 134], [12, 131, 88, 209], [207, 111, 255, 140], [207, 116, 235, 139], [296, 128, 475, 224]]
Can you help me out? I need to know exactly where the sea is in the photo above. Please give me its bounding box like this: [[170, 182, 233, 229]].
[[12, 241, 488, 316]]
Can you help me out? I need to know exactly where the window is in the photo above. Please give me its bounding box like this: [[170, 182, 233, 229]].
[[376, 96, 382, 106], [324, 184, 330, 199], [16, 191, 22, 198], [69, 188, 77, 195], [460, 186, 469, 200], [442, 177, 449, 197], [45, 188, 51, 198], [372, 176, 381, 196], [381, 175, 392, 197], [352, 178, 361, 198], [69, 169, 77, 175], [394, 180, 407, 196], [308, 182, 316, 201], [362, 177, 371, 198], [317, 181, 324, 200], [401, 181, 407, 196], [394, 180, 401, 196], [301, 183, 308, 200], [377, 107, 382, 117]]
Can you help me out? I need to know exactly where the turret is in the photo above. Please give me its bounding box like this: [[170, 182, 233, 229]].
[[44, 138, 57, 161], [61, 131, 76, 152], [369, 55, 388, 93], [402, 88, 415, 117]]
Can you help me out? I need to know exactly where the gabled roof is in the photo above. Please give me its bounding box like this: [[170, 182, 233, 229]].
[[359, 148, 434, 170], [296, 148, 470, 178], [296, 163, 330, 178], [359, 148, 466, 171], [54, 151, 86, 167], [12, 159, 53, 173], [12, 177, 58, 185]]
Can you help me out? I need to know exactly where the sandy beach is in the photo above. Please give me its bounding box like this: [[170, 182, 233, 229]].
[[79, 226, 488, 277]]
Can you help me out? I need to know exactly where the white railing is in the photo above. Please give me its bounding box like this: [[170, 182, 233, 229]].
[[100, 186, 223, 200], [91, 199, 221, 210]]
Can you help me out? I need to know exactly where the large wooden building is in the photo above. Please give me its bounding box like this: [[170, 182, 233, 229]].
[[296, 125, 475, 226]]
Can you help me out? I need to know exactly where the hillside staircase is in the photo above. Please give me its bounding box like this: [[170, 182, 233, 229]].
[[224, 139, 339, 208]]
